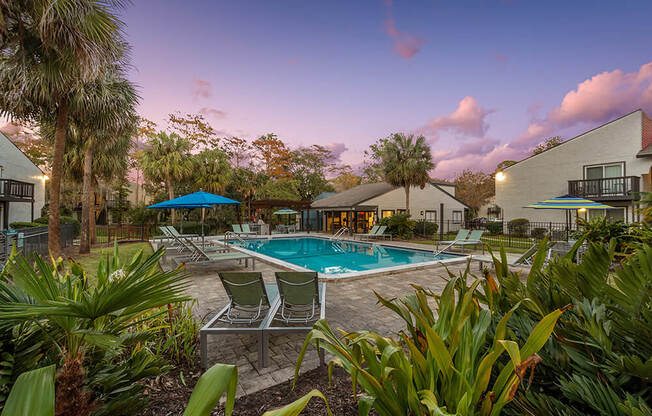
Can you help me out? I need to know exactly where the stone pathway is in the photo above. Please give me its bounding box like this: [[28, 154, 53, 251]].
[[156, 237, 509, 397]]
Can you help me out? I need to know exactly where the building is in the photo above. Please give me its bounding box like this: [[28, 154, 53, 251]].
[[310, 181, 469, 233], [0, 131, 46, 230], [495, 109, 652, 223]]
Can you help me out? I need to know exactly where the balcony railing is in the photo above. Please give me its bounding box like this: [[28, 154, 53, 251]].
[[0, 179, 35, 201], [568, 176, 640, 201]]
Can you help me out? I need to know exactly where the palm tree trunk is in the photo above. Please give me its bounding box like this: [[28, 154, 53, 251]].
[[167, 179, 175, 224], [48, 100, 68, 258], [405, 185, 411, 214], [89, 178, 96, 245], [79, 142, 93, 254]]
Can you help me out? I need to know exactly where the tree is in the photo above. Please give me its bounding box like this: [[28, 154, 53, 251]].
[[255, 179, 300, 200], [222, 136, 252, 168], [191, 148, 232, 194], [453, 170, 495, 216], [331, 165, 361, 192], [496, 160, 517, 171], [2, 123, 52, 171], [0, 0, 127, 257], [290, 145, 336, 200], [378, 133, 434, 213], [532, 136, 564, 155], [167, 112, 217, 148], [251, 133, 292, 179], [361, 137, 390, 183], [110, 177, 131, 224], [140, 132, 193, 224], [132, 118, 157, 206]]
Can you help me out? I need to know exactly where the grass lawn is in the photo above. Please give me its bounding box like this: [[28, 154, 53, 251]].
[[70, 242, 155, 280]]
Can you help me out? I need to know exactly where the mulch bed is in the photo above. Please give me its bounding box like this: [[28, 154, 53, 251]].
[[142, 364, 372, 415]]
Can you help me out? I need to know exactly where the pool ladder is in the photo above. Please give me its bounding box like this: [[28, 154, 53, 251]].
[[224, 231, 246, 245], [330, 227, 349, 241], [434, 240, 457, 256]]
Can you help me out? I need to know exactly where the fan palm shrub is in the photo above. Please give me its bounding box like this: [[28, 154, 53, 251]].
[[0, 243, 190, 415], [482, 240, 652, 415]]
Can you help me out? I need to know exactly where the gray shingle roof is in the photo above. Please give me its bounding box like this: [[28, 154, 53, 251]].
[[636, 143, 652, 158], [311, 182, 395, 208]]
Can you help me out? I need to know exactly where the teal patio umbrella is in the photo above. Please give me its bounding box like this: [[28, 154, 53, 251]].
[[273, 208, 298, 225], [148, 190, 240, 245]]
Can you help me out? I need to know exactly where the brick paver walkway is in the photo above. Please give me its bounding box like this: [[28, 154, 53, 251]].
[[157, 237, 490, 397]]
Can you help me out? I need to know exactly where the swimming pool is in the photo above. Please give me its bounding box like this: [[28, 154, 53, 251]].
[[229, 237, 463, 277]]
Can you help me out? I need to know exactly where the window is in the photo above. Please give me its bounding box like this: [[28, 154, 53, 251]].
[[589, 208, 625, 222], [585, 163, 625, 194], [425, 210, 437, 222], [381, 210, 394, 218], [452, 210, 462, 224], [396, 209, 407, 215]]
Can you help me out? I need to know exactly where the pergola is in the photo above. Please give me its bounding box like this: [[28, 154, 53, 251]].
[[249, 199, 312, 231]]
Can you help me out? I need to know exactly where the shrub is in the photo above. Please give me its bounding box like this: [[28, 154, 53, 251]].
[[531, 227, 547, 239], [414, 220, 438, 236], [294, 273, 565, 415], [33, 215, 80, 237], [484, 241, 652, 415], [507, 218, 530, 237], [379, 214, 415, 239], [486, 221, 503, 234], [8, 222, 42, 229]]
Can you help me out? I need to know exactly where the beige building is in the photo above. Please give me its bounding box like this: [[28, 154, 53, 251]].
[[311, 181, 469, 233], [495, 110, 652, 223], [0, 131, 46, 229]]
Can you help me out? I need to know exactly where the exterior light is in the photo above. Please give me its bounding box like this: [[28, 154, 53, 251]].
[[40, 175, 49, 181], [495, 171, 506, 181], [578, 208, 587, 213]]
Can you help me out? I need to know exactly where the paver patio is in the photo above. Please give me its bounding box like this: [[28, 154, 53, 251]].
[[156, 236, 521, 397]]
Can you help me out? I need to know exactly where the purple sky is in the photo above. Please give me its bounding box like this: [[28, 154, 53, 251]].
[[122, 0, 652, 179]]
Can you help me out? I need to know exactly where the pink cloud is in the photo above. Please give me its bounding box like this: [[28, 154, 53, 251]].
[[491, 51, 508, 63], [454, 137, 500, 157], [324, 142, 348, 163], [432, 143, 526, 179], [191, 77, 213, 99], [383, 2, 425, 59], [199, 107, 226, 120], [420, 96, 493, 141], [512, 61, 652, 149]]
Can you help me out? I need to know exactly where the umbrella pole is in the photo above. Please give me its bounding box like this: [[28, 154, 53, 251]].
[[201, 207, 205, 248]]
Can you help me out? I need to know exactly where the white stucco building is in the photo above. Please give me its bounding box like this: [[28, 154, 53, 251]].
[[495, 110, 652, 223], [0, 131, 46, 229], [311, 181, 469, 233]]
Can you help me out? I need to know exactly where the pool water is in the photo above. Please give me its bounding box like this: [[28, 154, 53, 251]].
[[231, 237, 460, 275]]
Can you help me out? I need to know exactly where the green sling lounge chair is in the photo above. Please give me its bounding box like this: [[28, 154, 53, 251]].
[[181, 239, 255, 269], [274, 272, 321, 324], [218, 272, 272, 324], [240, 224, 258, 236], [353, 225, 380, 240], [453, 229, 485, 253], [368, 225, 392, 240]]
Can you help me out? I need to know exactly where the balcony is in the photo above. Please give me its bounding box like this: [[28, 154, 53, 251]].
[[0, 179, 34, 202], [568, 176, 640, 201]]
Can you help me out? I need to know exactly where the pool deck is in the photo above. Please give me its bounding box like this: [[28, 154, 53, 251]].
[[154, 234, 528, 398]]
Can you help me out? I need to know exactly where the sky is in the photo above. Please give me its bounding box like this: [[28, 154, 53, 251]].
[[120, 0, 652, 179]]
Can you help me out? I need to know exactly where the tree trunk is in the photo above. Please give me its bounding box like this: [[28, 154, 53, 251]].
[[79, 142, 93, 254], [167, 179, 175, 224], [48, 100, 68, 258], [89, 178, 96, 245], [405, 185, 411, 214]]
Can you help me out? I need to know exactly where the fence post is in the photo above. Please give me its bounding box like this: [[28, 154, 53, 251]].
[[439, 203, 444, 242], [508, 227, 512, 247]]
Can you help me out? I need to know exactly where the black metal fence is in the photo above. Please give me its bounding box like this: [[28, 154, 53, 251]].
[[0, 224, 76, 265], [415, 219, 579, 249]]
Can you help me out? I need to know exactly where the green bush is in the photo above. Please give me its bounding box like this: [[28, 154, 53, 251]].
[[379, 214, 415, 239], [507, 218, 530, 237], [8, 222, 42, 229], [33, 215, 80, 237], [485, 241, 652, 415], [485, 221, 503, 234], [531, 227, 547, 239], [414, 220, 438, 236]]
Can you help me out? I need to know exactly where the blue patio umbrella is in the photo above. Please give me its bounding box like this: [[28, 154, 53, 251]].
[[148, 190, 240, 243]]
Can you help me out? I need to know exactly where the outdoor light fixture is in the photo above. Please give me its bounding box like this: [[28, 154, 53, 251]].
[[40, 175, 49, 181], [495, 171, 506, 181], [578, 208, 587, 213]]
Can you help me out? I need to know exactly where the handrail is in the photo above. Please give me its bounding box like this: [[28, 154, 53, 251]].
[[330, 227, 349, 241], [224, 231, 246, 245], [434, 240, 458, 256]]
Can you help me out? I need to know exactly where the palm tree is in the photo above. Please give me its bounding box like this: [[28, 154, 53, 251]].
[[192, 148, 232, 194], [0, 1, 127, 257], [381, 133, 434, 214], [140, 132, 193, 224]]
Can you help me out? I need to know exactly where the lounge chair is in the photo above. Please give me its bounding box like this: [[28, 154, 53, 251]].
[[287, 224, 297, 233], [353, 225, 380, 240], [231, 224, 255, 237], [167, 225, 200, 240], [272, 224, 287, 234], [453, 230, 485, 253], [241, 224, 258, 236], [218, 272, 273, 324], [368, 225, 392, 240], [274, 272, 321, 323], [181, 239, 255, 269]]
